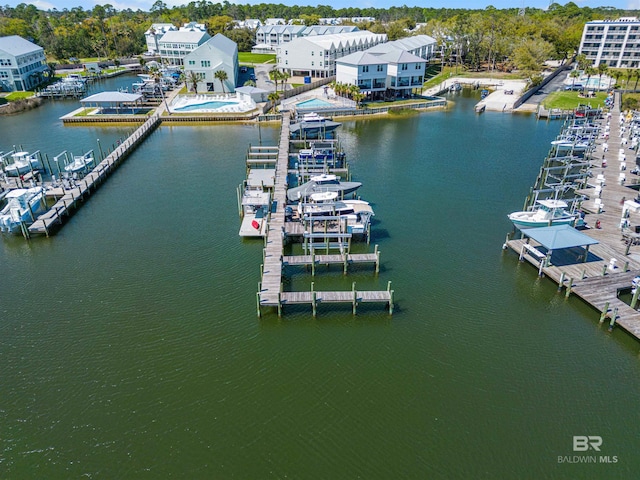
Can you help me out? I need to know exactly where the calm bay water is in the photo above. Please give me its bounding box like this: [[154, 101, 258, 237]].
[[1, 80, 639, 478]]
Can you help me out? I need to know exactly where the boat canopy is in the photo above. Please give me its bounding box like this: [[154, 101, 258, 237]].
[[520, 225, 598, 250], [537, 199, 569, 209]]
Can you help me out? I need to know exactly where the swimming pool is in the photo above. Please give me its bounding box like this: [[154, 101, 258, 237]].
[[296, 98, 334, 109], [174, 101, 236, 112]]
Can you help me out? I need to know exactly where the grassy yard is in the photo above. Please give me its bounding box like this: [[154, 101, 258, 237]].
[[5, 91, 34, 101], [542, 91, 609, 109], [239, 53, 276, 64], [423, 65, 527, 89]]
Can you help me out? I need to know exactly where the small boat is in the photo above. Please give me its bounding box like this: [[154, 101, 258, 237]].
[[550, 136, 593, 152], [0, 187, 47, 234], [508, 199, 585, 230], [286, 173, 361, 202], [480, 89, 489, 99], [449, 82, 462, 92], [64, 151, 94, 173], [290, 112, 341, 139], [3, 151, 41, 176], [297, 193, 374, 234]]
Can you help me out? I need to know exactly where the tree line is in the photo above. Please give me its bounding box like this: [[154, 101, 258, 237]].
[[0, 1, 636, 70]]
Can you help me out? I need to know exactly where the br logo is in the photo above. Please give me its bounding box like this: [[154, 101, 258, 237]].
[[573, 436, 602, 452]]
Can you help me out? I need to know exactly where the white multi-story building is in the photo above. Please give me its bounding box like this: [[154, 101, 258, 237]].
[[255, 25, 359, 52], [0, 35, 47, 92], [184, 34, 238, 93], [158, 24, 211, 66], [144, 23, 177, 54], [579, 17, 640, 68], [276, 31, 387, 78], [366, 35, 437, 61], [337, 46, 427, 99]]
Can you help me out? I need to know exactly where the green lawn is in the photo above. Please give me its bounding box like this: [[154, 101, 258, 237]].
[[423, 65, 527, 90], [5, 91, 34, 101], [543, 91, 609, 109], [239, 53, 276, 64]]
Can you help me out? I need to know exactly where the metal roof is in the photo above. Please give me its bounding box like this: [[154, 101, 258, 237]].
[[80, 92, 143, 104], [0, 35, 43, 56], [520, 225, 599, 250]]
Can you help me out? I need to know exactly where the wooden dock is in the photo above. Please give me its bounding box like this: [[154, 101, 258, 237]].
[[27, 114, 161, 236], [505, 93, 640, 340], [256, 116, 394, 317]]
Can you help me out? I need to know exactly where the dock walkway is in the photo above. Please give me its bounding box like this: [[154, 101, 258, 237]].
[[505, 93, 640, 339]]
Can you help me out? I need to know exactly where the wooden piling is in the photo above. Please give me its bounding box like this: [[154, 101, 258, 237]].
[[599, 301, 610, 324]]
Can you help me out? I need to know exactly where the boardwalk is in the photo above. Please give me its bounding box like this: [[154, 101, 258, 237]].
[[505, 92, 640, 340]]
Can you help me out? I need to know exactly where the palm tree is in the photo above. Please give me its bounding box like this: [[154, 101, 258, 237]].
[[149, 65, 171, 114], [214, 69, 228, 94], [575, 53, 589, 72], [633, 69, 640, 92], [610, 69, 621, 89], [279, 71, 290, 92], [187, 70, 199, 94], [268, 68, 280, 92], [267, 91, 280, 112], [625, 68, 634, 90], [569, 69, 580, 89], [597, 62, 608, 91], [352, 91, 365, 108], [244, 79, 256, 87], [583, 66, 596, 95]]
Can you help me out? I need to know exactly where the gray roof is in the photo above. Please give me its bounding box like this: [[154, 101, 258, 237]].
[[378, 50, 426, 64], [337, 51, 386, 66], [367, 34, 436, 55], [0, 35, 43, 56], [80, 91, 143, 104], [520, 225, 598, 250], [235, 86, 268, 94], [159, 30, 210, 44]]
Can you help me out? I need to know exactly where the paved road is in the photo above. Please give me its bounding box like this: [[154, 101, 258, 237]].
[[517, 66, 571, 111]]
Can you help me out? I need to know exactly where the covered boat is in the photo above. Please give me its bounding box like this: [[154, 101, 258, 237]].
[[508, 199, 584, 230], [0, 187, 47, 234], [297, 193, 374, 234], [286, 174, 361, 202], [290, 113, 341, 139]]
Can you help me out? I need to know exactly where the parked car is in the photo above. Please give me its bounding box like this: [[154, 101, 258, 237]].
[[240, 66, 248, 73], [564, 84, 584, 91], [504, 89, 514, 95]]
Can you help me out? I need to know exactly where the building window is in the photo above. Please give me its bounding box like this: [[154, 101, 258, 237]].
[[377, 64, 383, 71], [311, 51, 314, 56], [311, 62, 314, 66], [201, 60, 210, 67], [188, 60, 195, 65], [415, 64, 421, 70], [401, 63, 408, 70], [0, 71, 8, 78], [362, 65, 369, 72]]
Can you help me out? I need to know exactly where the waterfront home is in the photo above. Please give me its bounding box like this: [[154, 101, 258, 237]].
[[184, 34, 238, 93], [277, 31, 387, 78], [336, 48, 427, 99], [366, 35, 437, 61], [158, 24, 211, 66], [0, 35, 47, 92], [254, 25, 359, 53], [144, 23, 178, 54]]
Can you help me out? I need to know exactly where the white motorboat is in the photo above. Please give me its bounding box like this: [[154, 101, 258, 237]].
[[0, 187, 47, 234], [297, 192, 374, 234], [286, 174, 361, 202], [64, 151, 94, 174], [508, 199, 585, 230], [290, 112, 341, 139], [2, 151, 41, 176]]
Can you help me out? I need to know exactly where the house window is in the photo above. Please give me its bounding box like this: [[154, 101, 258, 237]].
[[201, 60, 210, 67], [415, 64, 421, 69], [0, 71, 8, 78], [401, 63, 408, 70], [311, 51, 314, 56], [188, 60, 195, 65], [377, 64, 383, 71], [362, 65, 369, 72], [311, 62, 314, 66], [285, 60, 288, 65], [285, 51, 288, 55]]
